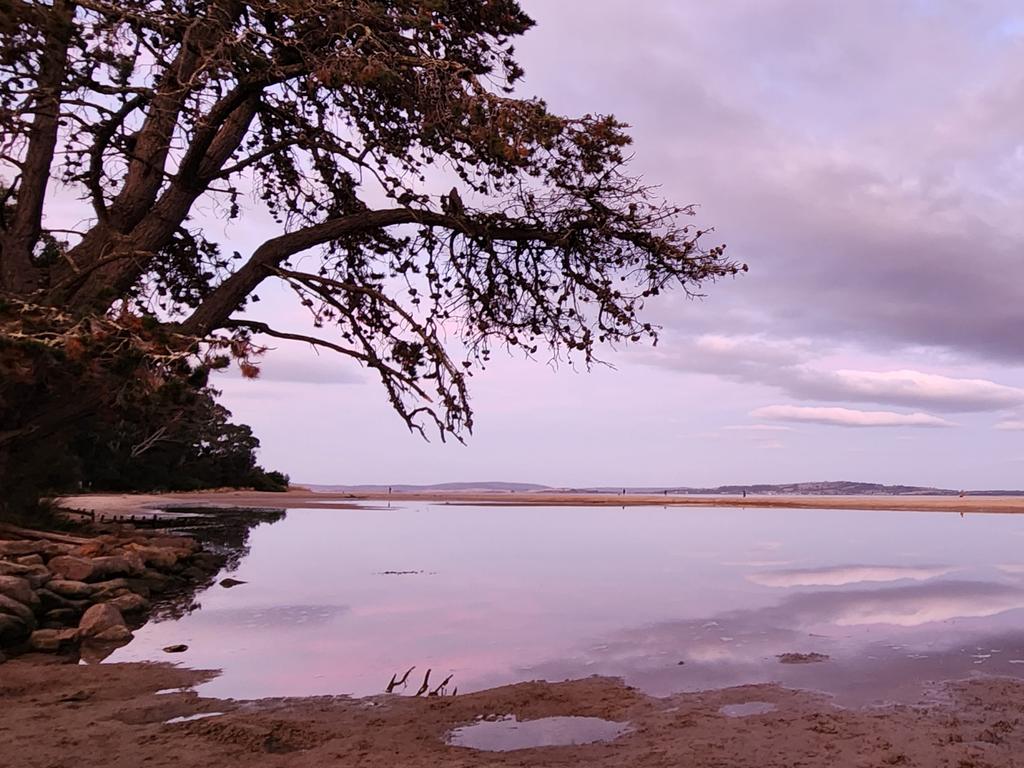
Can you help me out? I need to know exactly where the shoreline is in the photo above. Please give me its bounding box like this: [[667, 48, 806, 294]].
[[60, 487, 1024, 516], [6, 656, 1024, 766]]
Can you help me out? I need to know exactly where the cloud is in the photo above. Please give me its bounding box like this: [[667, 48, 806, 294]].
[[646, 334, 1024, 413], [749, 564, 957, 588], [996, 419, 1024, 431], [522, 2, 1024, 364], [751, 405, 954, 428], [788, 369, 1024, 412]]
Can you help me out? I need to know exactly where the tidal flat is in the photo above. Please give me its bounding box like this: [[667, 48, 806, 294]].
[[9, 496, 1024, 766]]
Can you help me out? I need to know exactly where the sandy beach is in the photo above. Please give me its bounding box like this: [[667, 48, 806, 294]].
[[59, 487, 1024, 516], [5, 654, 1024, 767]]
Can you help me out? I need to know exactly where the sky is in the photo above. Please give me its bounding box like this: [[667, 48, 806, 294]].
[[215, 1, 1024, 489]]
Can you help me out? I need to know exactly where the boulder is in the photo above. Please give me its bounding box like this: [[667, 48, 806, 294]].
[[78, 603, 128, 639], [0, 540, 45, 557], [15, 554, 44, 566], [163, 644, 188, 653], [36, 588, 88, 613], [43, 608, 83, 627], [124, 579, 151, 599], [191, 551, 225, 570], [47, 579, 93, 599], [123, 544, 180, 570], [0, 574, 37, 607], [89, 578, 131, 599], [0, 614, 30, 644], [91, 556, 139, 580], [48, 556, 96, 581], [0, 561, 52, 589], [146, 535, 200, 554], [220, 577, 246, 588], [72, 541, 107, 558], [107, 593, 150, 614], [0, 594, 36, 626], [140, 570, 172, 594], [50, 555, 137, 582], [92, 625, 133, 643], [28, 628, 80, 652]]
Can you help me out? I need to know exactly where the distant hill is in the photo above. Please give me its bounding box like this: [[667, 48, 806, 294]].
[[308, 480, 1024, 496]]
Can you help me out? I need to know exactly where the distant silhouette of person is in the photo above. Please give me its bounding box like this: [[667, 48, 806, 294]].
[[742, 490, 747, 499]]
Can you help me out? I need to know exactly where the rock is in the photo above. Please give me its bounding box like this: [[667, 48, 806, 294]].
[[220, 578, 247, 588], [15, 554, 44, 566], [777, 652, 830, 665], [123, 551, 146, 576], [180, 566, 208, 581], [0, 540, 45, 557], [78, 603, 127, 638], [91, 555, 140, 580], [28, 628, 80, 652], [124, 544, 180, 570], [89, 578, 131, 598], [124, 579, 151, 599], [146, 535, 200, 554], [48, 556, 96, 581], [191, 552, 224, 571], [47, 579, 94, 599], [0, 574, 37, 607], [50, 555, 137, 582], [0, 594, 36, 625], [0, 561, 52, 589], [36, 588, 87, 613], [43, 608, 82, 627], [0, 614, 31, 644], [92, 625, 133, 643], [72, 541, 107, 558], [140, 570, 172, 594], [106, 593, 150, 614], [163, 644, 188, 653]]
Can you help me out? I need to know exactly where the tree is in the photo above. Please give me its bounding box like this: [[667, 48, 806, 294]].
[[72, 386, 289, 492], [0, 0, 743, 514]]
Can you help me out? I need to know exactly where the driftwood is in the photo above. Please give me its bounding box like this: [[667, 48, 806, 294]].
[[415, 669, 432, 697], [385, 666, 415, 694], [0, 523, 91, 545], [428, 674, 453, 697]]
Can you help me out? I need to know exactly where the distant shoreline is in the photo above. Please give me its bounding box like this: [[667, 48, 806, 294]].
[[58, 488, 1024, 516]]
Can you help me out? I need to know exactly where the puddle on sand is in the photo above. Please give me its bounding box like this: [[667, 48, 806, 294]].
[[720, 702, 777, 718], [447, 715, 632, 751]]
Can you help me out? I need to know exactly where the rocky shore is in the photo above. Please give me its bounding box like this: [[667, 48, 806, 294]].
[[0, 522, 225, 663]]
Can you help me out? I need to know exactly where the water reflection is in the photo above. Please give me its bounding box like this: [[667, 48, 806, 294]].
[[107, 503, 1024, 704]]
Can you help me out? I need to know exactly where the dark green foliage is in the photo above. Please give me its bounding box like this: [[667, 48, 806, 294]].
[[70, 387, 289, 494]]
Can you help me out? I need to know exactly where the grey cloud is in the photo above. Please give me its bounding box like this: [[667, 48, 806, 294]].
[[519, 1, 1024, 363], [644, 334, 1024, 412]]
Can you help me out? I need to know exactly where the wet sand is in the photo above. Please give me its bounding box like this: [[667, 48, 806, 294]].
[[4, 655, 1024, 767], [60, 488, 1024, 516]]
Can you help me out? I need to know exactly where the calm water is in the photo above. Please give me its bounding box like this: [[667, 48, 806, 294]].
[[108, 503, 1024, 705]]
